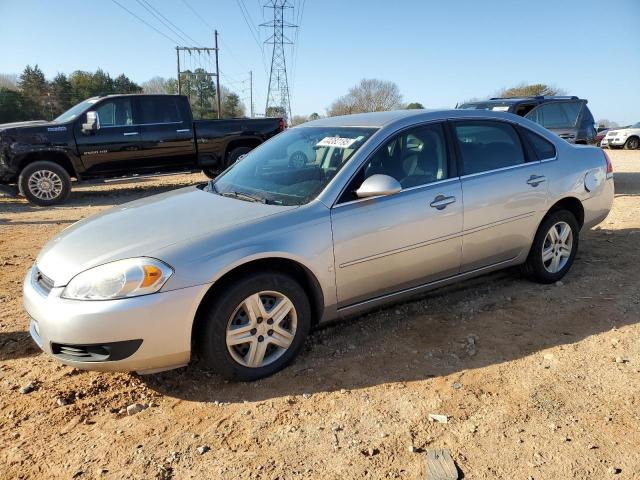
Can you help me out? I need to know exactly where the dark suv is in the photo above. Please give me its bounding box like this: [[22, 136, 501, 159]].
[[457, 96, 596, 145]]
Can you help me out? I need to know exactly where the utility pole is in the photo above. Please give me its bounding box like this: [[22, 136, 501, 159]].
[[214, 30, 222, 119], [261, 0, 296, 122], [176, 46, 181, 94], [249, 70, 254, 118]]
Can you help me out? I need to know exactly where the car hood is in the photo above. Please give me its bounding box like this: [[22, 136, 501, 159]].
[[36, 186, 296, 286], [0, 120, 52, 132]]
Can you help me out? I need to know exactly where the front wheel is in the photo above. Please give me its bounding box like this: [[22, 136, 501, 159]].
[[624, 136, 639, 150], [522, 210, 579, 284], [18, 161, 71, 206], [226, 146, 252, 167], [196, 272, 311, 381]]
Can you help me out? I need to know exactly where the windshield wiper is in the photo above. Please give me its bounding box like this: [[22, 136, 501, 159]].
[[217, 190, 269, 204]]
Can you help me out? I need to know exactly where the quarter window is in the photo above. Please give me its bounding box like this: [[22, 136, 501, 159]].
[[95, 98, 133, 127], [339, 123, 449, 203], [139, 96, 182, 124], [523, 129, 556, 160], [525, 102, 582, 128], [454, 121, 526, 175]]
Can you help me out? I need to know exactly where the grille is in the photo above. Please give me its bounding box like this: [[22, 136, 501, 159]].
[[32, 266, 54, 295], [51, 340, 143, 362]]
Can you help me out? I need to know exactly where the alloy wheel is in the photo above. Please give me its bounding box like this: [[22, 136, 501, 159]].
[[28, 170, 63, 201], [542, 221, 573, 274], [226, 291, 297, 368]]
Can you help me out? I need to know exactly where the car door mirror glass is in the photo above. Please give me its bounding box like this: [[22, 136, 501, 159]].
[[82, 111, 100, 134], [356, 174, 401, 198]]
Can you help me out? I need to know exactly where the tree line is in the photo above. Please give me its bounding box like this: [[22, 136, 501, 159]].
[[0, 65, 246, 123]]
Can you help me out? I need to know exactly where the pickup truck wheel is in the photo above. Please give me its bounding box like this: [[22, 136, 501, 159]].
[[226, 146, 252, 167], [624, 136, 639, 150], [196, 271, 311, 381], [522, 210, 579, 284], [18, 161, 71, 206]]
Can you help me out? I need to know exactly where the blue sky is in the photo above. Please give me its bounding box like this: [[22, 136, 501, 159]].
[[1, 0, 639, 124]]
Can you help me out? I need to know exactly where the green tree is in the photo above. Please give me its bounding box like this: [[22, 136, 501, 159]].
[[221, 92, 244, 118], [18, 65, 48, 118], [405, 102, 424, 109], [266, 106, 286, 118], [181, 69, 216, 119], [113, 74, 142, 94], [50, 73, 73, 116], [497, 83, 565, 98], [308, 112, 320, 121], [0, 88, 30, 122]]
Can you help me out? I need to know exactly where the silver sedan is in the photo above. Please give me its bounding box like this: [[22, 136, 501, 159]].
[[24, 110, 614, 380]]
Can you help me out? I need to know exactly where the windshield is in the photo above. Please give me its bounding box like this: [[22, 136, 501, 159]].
[[212, 126, 377, 206], [631, 122, 640, 129], [458, 102, 512, 112], [54, 98, 100, 123]]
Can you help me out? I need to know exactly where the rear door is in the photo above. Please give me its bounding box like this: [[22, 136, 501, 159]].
[[74, 97, 142, 174], [137, 96, 196, 170], [453, 120, 549, 271]]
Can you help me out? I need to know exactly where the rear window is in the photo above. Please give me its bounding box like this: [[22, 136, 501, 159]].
[[139, 96, 182, 124], [523, 130, 556, 160]]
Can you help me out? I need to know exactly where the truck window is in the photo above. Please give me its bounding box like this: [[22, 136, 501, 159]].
[[139, 96, 182, 124], [96, 98, 134, 127], [525, 102, 582, 128]]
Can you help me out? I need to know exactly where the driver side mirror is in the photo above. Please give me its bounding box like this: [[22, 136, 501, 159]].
[[356, 174, 402, 199], [82, 111, 100, 134]]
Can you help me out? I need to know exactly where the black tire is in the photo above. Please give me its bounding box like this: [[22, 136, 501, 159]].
[[18, 161, 71, 206], [522, 209, 580, 284], [202, 169, 218, 179], [196, 271, 311, 381], [624, 136, 639, 150], [226, 146, 252, 167]]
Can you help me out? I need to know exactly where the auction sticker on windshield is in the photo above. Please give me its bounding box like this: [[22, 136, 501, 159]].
[[316, 137, 357, 149]]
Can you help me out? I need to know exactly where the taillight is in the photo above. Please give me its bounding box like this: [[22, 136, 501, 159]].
[[603, 149, 613, 175], [279, 119, 286, 131]]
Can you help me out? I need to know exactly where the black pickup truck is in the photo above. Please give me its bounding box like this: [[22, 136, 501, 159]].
[[0, 94, 285, 205]]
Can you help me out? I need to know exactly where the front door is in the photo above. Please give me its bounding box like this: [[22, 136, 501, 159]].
[[74, 97, 142, 175], [331, 122, 463, 307], [452, 120, 549, 271]]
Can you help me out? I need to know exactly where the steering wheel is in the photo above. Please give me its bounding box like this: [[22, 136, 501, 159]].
[[288, 151, 308, 168]]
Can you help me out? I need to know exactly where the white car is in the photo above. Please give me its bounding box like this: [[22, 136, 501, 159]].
[[601, 122, 640, 149]]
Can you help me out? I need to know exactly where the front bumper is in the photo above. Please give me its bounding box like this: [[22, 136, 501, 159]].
[[24, 268, 209, 373], [601, 137, 626, 147]]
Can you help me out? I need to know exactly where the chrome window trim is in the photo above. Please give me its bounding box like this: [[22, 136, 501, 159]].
[[459, 159, 542, 180], [100, 121, 184, 128], [332, 176, 461, 209]]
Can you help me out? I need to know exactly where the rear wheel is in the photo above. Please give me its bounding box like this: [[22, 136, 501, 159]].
[[18, 161, 71, 206], [226, 146, 252, 167], [196, 271, 311, 381], [624, 136, 639, 150], [202, 169, 218, 179], [522, 210, 579, 284]]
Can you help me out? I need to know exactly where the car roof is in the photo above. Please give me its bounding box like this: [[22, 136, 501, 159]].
[[302, 108, 538, 129], [462, 96, 582, 105]]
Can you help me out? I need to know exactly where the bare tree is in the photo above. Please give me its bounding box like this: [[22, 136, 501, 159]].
[[290, 114, 308, 126], [495, 83, 566, 98], [141, 76, 176, 94], [0, 73, 19, 91], [328, 78, 403, 116], [597, 118, 620, 129]]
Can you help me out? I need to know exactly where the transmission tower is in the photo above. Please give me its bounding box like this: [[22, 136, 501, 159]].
[[261, 0, 297, 121]]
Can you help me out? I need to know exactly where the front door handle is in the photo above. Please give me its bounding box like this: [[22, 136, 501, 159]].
[[123, 132, 139, 136], [527, 174, 546, 187], [430, 195, 456, 210]]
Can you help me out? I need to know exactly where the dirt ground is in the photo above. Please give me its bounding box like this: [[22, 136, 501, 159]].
[[1, 150, 638, 480]]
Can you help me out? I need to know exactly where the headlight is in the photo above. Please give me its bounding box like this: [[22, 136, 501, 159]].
[[62, 258, 173, 300]]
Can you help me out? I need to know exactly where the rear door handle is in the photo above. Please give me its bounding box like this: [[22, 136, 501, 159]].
[[430, 195, 456, 210], [123, 132, 139, 136], [527, 175, 546, 187]]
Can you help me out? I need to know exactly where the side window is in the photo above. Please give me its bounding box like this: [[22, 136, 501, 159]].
[[454, 121, 525, 175], [139, 96, 181, 124], [338, 123, 449, 203], [96, 98, 133, 127], [525, 102, 581, 128], [523, 129, 556, 160]]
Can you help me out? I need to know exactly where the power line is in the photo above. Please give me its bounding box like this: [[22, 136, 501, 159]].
[[179, 0, 215, 30], [134, 0, 193, 46], [110, 0, 182, 45], [140, 0, 204, 47]]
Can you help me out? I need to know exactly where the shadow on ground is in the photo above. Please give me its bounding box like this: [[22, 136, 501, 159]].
[[0, 330, 40, 362], [141, 226, 638, 403]]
